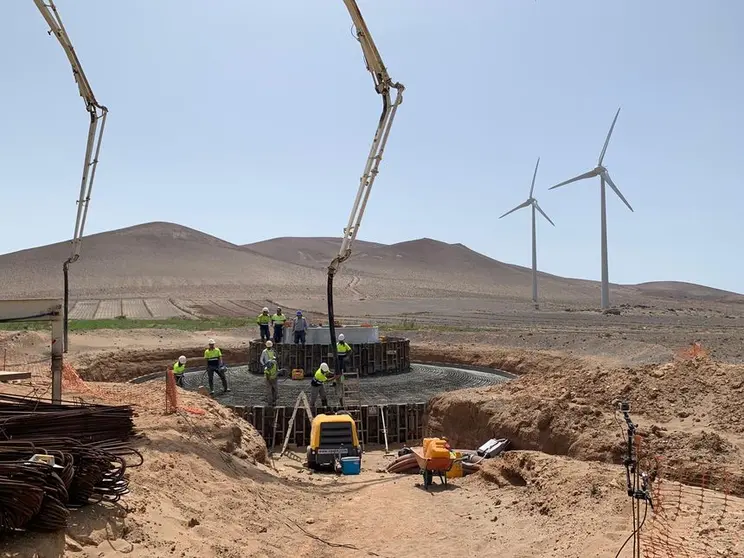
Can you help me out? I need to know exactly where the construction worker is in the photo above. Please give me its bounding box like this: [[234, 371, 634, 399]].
[[293, 310, 308, 344], [256, 307, 271, 342], [271, 307, 286, 344], [173, 355, 187, 388], [310, 362, 334, 408], [204, 339, 230, 396], [336, 334, 352, 375], [260, 340, 279, 406]]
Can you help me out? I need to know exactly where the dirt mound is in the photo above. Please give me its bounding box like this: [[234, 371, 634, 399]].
[[0, 382, 291, 557], [425, 347, 744, 493], [75, 345, 253, 382], [475, 451, 744, 557]]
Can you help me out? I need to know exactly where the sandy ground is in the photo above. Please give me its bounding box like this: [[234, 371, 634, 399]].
[[0, 373, 739, 558], [1, 297, 743, 556]]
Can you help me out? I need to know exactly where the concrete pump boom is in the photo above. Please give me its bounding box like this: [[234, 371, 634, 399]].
[[327, 0, 404, 369], [33, 0, 108, 351]]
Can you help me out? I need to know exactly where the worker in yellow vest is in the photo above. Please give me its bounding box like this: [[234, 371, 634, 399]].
[[260, 340, 279, 406], [271, 308, 286, 344], [204, 339, 230, 396], [310, 362, 334, 408], [173, 355, 187, 387], [336, 334, 352, 375], [256, 307, 271, 341]]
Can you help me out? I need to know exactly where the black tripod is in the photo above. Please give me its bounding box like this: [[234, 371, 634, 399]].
[[616, 401, 654, 558]]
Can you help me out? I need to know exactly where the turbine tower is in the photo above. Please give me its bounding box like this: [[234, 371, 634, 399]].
[[499, 157, 555, 310], [549, 108, 633, 310]]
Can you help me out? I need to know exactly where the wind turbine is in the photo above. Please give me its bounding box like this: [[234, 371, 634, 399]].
[[549, 107, 633, 310], [500, 157, 555, 310]]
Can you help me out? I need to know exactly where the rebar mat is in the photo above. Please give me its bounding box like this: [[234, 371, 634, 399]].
[[180, 363, 512, 406]]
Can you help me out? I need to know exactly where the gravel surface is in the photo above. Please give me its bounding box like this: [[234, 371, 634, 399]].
[[179, 363, 512, 406]]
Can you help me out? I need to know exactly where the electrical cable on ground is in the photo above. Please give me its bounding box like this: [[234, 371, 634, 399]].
[[614, 499, 648, 558]]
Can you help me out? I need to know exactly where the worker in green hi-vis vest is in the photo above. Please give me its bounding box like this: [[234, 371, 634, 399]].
[[256, 307, 271, 342], [260, 340, 279, 406], [172, 355, 187, 388], [204, 339, 230, 396], [271, 308, 286, 344]]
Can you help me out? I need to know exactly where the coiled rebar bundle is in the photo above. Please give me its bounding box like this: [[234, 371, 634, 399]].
[[0, 395, 142, 533]]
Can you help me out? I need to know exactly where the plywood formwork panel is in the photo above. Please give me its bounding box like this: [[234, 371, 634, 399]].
[[230, 402, 426, 447]]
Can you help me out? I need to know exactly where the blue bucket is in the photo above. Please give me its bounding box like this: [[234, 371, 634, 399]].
[[340, 456, 361, 475]]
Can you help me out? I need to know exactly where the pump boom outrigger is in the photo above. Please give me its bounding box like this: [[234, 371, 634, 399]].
[[33, 0, 108, 352], [327, 1, 404, 369]]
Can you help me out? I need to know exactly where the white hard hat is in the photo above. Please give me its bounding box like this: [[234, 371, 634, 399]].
[[208, 338, 215, 344], [338, 334, 345, 341], [320, 363, 329, 372], [262, 307, 269, 312], [178, 355, 187, 364], [265, 340, 273, 348]]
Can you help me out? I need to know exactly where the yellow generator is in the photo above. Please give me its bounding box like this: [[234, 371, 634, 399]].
[[306, 413, 362, 471]]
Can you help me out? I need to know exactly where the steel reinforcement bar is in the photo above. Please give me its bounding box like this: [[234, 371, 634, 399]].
[[227, 402, 426, 448], [246, 337, 411, 376]]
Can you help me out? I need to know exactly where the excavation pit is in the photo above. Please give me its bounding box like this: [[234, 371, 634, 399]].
[[175, 363, 513, 447]]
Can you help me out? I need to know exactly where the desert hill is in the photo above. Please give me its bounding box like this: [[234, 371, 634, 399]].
[[0, 222, 741, 307], [0, 222, 324, 300]]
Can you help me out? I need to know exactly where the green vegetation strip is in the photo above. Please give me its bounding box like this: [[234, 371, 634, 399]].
[[0, 316, 487, 333], [0, 317, 255, 332]]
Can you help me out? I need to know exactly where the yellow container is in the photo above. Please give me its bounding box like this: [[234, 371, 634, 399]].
[[423, 437, 436, 456], [446, 452, 463, 478], [424, 438, 450, 460], [291, 369, 304, 380]]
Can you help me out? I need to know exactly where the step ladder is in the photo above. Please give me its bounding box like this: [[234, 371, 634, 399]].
[[279, 391, 314, 457], [341, 369, 364, 450]]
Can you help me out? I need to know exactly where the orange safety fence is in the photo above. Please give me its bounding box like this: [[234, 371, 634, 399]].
[[165, 369, 206, 416], [676, 341, 708, 361], [631, 429, 744, 558], [640, 460, 744, 557]]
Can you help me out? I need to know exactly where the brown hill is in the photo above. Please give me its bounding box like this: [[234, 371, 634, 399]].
[[246, 236, 744, 304], [0, 222, 325, 300], [245, 236, 384, 269], [0, 224, 741, 306]]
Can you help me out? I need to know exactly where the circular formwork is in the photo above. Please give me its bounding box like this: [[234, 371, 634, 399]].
[[246, 337, 411, 376], [177, 362, 513, 407]]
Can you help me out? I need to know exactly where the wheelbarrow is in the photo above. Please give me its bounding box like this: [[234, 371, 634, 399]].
[[411, 447, 456, 489]]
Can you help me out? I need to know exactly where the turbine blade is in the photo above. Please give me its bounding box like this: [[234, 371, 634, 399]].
[[498, 199, 531, 219], [533, 201, 555, 226], [549, 169, 598, 190], [529, 157, 540, 198], [598, 107, 621, 166], [602, 171, 634, 212]]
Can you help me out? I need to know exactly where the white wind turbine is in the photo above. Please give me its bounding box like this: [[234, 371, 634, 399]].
[[549, 108, 633, 310], [499, 157, 555, 310]]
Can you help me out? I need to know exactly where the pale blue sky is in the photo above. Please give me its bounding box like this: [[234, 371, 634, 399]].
[[2, 1, 742, 293]]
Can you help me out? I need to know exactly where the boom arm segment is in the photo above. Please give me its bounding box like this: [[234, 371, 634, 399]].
[[34, 0, 109, 264], [327, 1, 404, 369], [34, 0, 108, 351]]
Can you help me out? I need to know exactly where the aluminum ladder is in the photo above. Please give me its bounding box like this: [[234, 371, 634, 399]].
[[340, 369, 364, 449]]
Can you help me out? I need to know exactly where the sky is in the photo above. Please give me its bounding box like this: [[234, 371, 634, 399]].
[[2, 1, 742, 293]]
